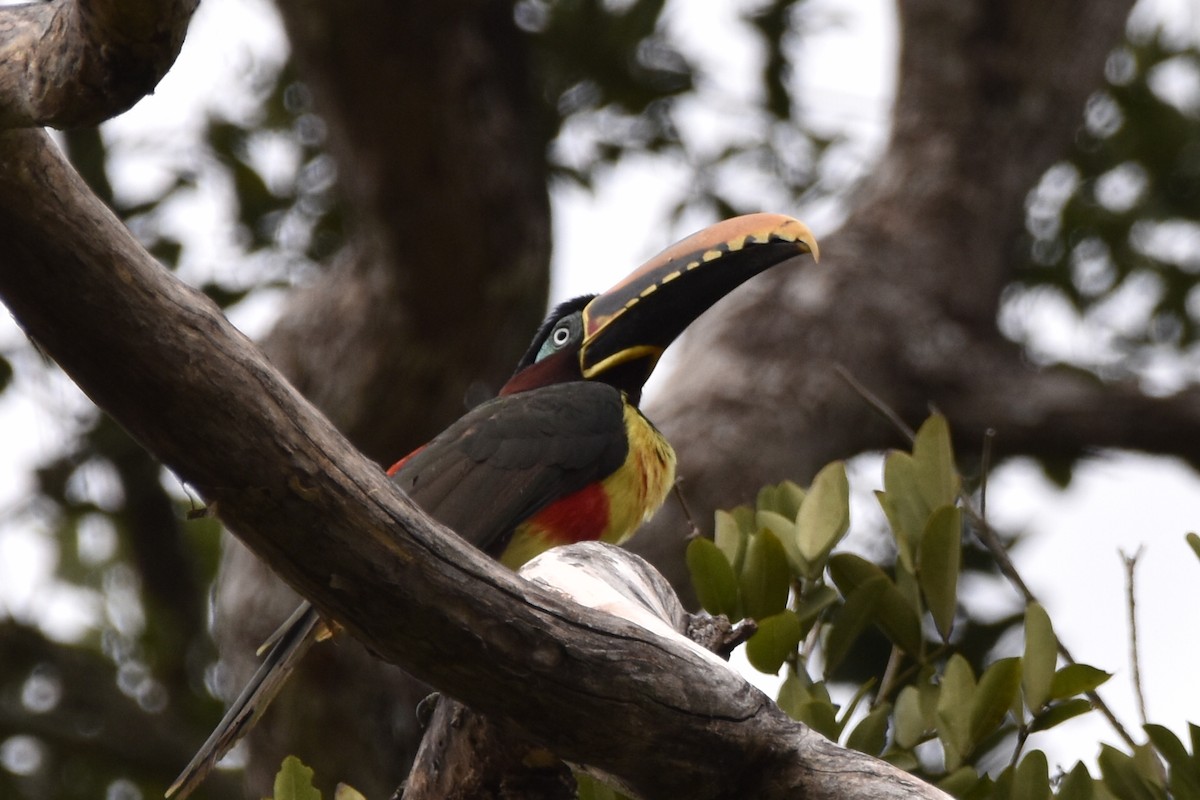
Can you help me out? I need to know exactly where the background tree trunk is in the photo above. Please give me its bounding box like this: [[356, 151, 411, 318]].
[[212, 2, 553, 794], [211, 0, 1195, 793], [5, 0, 1197, 795]]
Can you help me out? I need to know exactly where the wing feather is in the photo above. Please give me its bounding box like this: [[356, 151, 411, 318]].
[[390, 381, 628, 555]]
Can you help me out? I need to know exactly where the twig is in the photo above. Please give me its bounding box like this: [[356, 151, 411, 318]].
[[979, 428, 995, 523], [833, 364, 915, 443], [874, 646, 905, 709], [963, 500, 1136, 748], [1122, 547, 1148, 726], [834, 364, 1140, 749], [672, 479, 702, 539]]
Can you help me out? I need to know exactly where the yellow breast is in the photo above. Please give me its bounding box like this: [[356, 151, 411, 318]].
[[598, 403, 676, 545], [499, 401, 676, 569]]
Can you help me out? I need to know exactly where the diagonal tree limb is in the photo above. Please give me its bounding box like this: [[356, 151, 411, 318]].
[[0, 126, 949, 800]]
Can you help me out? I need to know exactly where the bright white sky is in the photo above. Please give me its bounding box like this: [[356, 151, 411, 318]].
[[1, 0, 1199, 779]]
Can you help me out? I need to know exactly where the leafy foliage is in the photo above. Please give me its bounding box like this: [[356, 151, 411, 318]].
[[268, 756, 365, 800], [1, 2, 1198, 799], [1017, 29, 1200, 351], [688, 414, 1200, 798]]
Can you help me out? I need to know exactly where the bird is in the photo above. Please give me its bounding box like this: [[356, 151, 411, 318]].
[[167, 212, 819, 798]]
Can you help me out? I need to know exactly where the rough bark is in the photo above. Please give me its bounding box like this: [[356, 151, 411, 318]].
[[402, 543, 948, 800], [4, 0, 1194, 793], [0, 127, 948, 800], [0, 0, 196, 128]]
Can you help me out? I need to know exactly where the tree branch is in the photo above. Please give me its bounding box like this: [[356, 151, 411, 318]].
[[0, 127, 947, 799], [0, 0, 196, 129]]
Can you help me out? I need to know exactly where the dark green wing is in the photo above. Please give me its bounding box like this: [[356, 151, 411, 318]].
[[389, 381, 629, 556]]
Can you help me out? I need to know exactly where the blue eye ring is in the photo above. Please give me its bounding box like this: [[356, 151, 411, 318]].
[[535, 312, 582, 362]]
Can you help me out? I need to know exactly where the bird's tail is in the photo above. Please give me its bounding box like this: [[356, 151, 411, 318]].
[[166, 602, 326, 799]]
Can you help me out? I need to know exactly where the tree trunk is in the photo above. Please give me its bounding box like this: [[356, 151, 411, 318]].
[[628, 0, 1177, 596], [211, 1, 554, 793]]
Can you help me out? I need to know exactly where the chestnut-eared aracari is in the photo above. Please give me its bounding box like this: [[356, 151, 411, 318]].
[[168, 213, 819, 798]]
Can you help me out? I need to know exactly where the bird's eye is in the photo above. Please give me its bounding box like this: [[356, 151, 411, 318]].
[[534, 312, 582, 362]]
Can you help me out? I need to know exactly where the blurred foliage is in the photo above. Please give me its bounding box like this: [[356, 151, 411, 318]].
[[267, 756, 366, 800], [1, 2, 1198, 799], [1017, 29, 1200, 351], [690, 414, 1200, 798]]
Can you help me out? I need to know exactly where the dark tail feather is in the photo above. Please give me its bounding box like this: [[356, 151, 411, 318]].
[[167, 602, 323, 799]]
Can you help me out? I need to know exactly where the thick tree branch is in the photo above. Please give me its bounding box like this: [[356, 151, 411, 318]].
[[0, 128, 945, 799], [0, 0, 196, 129], [926, 338, 1200, 467]]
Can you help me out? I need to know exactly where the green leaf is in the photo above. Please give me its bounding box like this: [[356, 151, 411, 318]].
[[894, 685, 928, 750], [795, 699, 840, 740], [1146, 724, 1200, 799], [714, 509, 748, 571], [885, 750, 919, 772], [0, 355, 12, 395], [937, 766, 983, 797], [739, 529, 791, 620], [828, 552, 888, 593], [845, 702, 891, 756], [274, 756, 321, 800], [912, 414, 961, 510], [918, 505, 961, 640], [745, 611, 802, 674], [1098, 744, 1160, 800], [777, 667, 810, 720], [576, 772, 621, 800], [1132, 742, 1167, 792], [1187, 532, 1200, 565], [1050, 663, 1113, 700], [1029, 699, 1095, 733], [824, 576, 888, 675], [686, 537, 741, 619], [828, 554, 923, 656], [894, 556, 922, 619], [1023, 602, 1058, 711], [970, 657, 1022, 748], [777, 674, 836, 732], [990, 765, 1014, 800], [334, 785, 367, 800], [1057, 761, 1096, 800], [878, 453, 927, 568], [757, 480, 806, 520], [756, 508, 806, 576], [793, 584, 839, 626], [1145, 723, 1191, 768], [937, 654, 976, 768], [1012, 749, 1051, 800], [755, 508, 796, 545], [795, 461, 850, 568]]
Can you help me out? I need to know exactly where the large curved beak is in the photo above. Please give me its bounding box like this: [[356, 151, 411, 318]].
[[579, 213, 819, 381]]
